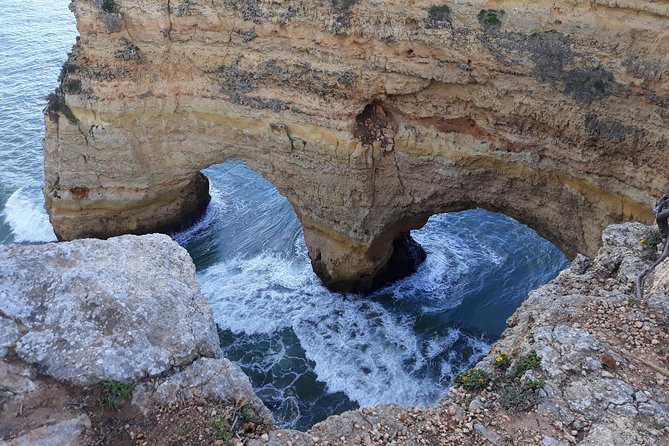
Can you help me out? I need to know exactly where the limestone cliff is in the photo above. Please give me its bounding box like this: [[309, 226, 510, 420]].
[[0, 235, 268, 444], [44, 0, 669, 290]]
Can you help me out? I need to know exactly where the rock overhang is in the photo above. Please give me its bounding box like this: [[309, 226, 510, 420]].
[[43, 0, 668, 291]]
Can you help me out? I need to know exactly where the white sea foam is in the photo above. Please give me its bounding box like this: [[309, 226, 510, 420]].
[[199, 243, 489, 408], [183, 162, 565, 427], [2, 188, 56, 242], [380, 213, 504, 305], [172, 186, 228, 245]]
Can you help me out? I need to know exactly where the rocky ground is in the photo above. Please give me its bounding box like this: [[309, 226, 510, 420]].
[[1, 223, 669, 445], [0, 235, 269, 446]]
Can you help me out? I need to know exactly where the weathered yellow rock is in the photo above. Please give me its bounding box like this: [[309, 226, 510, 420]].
[[44, 0, 668, 290]]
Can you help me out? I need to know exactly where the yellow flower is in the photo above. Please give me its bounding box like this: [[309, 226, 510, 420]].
[[496, 356, 503, 362]]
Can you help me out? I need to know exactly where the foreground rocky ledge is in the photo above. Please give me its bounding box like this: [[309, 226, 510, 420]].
[[0, 235, 268, 445], [44, 0, 668, 291], [1, 224, 668, 445]]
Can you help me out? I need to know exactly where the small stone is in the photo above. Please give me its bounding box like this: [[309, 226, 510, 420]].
[[261, 433, 269, 442], [600, 353, 616, 370]]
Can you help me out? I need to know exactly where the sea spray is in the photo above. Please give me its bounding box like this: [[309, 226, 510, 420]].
[[2, 189, 56, 243]]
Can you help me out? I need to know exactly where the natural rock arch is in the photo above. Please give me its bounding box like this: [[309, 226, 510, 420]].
[[45, 0, 667, 291]]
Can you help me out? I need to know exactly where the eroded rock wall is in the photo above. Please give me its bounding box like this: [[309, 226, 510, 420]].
[[45, 0, 669, 290]]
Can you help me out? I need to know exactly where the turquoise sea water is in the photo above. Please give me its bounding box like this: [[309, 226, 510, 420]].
[[0, 0, 569, 431]]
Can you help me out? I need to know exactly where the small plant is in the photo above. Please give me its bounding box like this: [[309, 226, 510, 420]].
[[509, 350, 541, 380], [115, 38, 143, 62], [499, 383, 538, 412], [239, 405, 259, 423], [563, 67, 614, 101], [211, 419, 233, 443], [454, 368, 492, 391], [477, 9, 505, 29], [101, 380, 135, 410], [45, 91, 78, 124], [427, 5, 451, 28], [102, 0, 120, 14], [641, 229, 663, 248], [493, 352, 511, 370], [528, 378, 545, 390], [63, 79, 82, 94], [58, 60, 79, 83], [331, 0, 357, 13]]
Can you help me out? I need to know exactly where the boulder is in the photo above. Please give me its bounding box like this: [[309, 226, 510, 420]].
[[133, 357, 270, 420], [0, 235, 220, 385], [0, 415, 90, 446]]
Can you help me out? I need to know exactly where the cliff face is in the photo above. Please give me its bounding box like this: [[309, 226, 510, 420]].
[[44, 0, 668, 290]]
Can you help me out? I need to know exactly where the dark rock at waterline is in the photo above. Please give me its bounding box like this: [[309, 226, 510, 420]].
[[315, 232, 427, 294], [378, 232, 428, 289]]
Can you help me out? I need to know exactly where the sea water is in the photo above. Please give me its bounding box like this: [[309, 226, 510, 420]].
[[0, 0, 568, 431]]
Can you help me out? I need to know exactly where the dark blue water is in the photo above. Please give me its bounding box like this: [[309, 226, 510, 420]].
[[174, 161, 568, 430], [0, 1, 569, 432], [0, 0, 72, 244]]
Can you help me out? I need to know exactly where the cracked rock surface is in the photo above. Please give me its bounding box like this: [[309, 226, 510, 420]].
[[0, 235, 263, 444], [0, 234, 220, 385]]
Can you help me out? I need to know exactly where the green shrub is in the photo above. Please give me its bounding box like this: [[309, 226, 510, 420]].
[[641, 229, 664, 248], [493, 352, 511, 370], [211, 419, 233, 442], [58, 60, 78, 83], [101, 380, 135, 410], [427, 5, 451, 28], [240, 405, 259, 423], [454, 368, 492, 391], [477, 9, 505, 28], [102, 0, 120, 13], [509, 350, 541, 380], [528, 378, 545, 390], [499, 383, 537, 412], [45, 91, 78, 124], [63, 79, 82, 94]]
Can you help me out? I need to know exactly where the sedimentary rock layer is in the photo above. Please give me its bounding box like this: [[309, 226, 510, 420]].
[[45, 0, 669, 290]]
